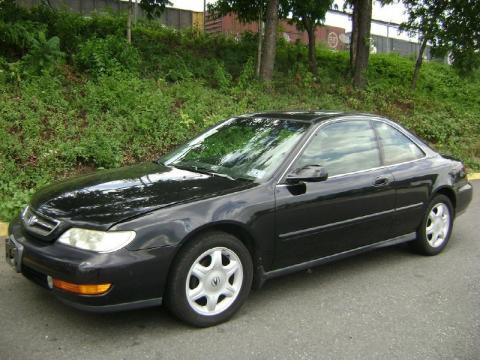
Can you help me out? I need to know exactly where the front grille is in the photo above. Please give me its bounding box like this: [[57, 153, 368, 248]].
[[22, 206, 60, 239], [22, 264, 49, 289]]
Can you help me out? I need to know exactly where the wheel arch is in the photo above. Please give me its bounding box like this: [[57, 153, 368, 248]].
[[432, 186, 457, 212], [170, 221, 260, 276]]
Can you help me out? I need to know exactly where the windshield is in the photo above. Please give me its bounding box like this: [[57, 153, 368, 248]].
[[160, 117, 309, 181]]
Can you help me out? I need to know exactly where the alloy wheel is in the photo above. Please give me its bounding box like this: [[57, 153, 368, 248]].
[[185, 247, 243, 316], [425, 203, 451, 248]]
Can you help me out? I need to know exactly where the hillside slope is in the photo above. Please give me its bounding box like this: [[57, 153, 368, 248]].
[[0, 6, 479, 220]]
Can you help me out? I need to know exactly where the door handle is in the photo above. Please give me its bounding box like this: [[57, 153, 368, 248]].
[[373, 176, 390, 187]]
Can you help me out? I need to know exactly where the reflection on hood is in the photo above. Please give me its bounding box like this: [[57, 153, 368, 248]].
[[30, 162, 253, 228]]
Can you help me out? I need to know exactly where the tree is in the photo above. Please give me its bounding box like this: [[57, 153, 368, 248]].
[[348, 0, 359, 73], [351, 0, 372, 89], [208, 1, 268, 77], [208, 0, 267, 21], [127, 0, 133, 43], [401, 1, 447, 89], [40, 0, 53, 7], [284, 0, 333, 75], [402, 0, 480, 88], [260, 0, 279, 82], [127, 0, 171, 43], [208, 0, 280, 82], [138, 0, 171, 18], [444, 0, 480, 74], [346, 0, 394, 89], [256, 5, 264, 77]]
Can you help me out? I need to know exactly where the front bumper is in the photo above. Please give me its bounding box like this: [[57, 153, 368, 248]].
[[6, 219, 177, 312]]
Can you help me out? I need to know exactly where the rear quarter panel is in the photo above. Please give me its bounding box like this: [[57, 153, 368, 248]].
[[389, 154, 463, 237]]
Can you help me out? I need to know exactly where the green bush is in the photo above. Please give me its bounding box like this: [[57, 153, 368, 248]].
[[21, 31, 65, 76], [0, 19, 43, 59], [75, 36, 140, 76]]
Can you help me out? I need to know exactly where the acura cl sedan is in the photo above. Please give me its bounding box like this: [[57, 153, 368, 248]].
[[6, 111, 473, 327]]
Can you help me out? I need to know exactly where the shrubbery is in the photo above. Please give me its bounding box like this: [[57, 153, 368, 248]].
[[21, 32, 64, 75], [0, 3, 479, 221], [75, 35, 140, 76]]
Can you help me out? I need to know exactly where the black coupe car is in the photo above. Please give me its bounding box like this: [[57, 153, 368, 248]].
[[6, 111, 473, 327]]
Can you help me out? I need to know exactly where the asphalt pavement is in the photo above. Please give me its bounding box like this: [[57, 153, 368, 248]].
[[0, 182, 479, 360]]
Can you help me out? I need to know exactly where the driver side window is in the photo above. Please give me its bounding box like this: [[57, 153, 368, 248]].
[[295, 120, 381, 177]]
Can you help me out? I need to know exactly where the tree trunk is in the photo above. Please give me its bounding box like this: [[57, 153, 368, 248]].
[[412, 36, 428, 89], [127, 0, 132, 44], [353, 0, 372, 89], [134, 0, 138, 25], [350, 0, 359, 73], [256, 7, 263, 78], [307, 25, 317, 75], [260, 0, 279, 82]]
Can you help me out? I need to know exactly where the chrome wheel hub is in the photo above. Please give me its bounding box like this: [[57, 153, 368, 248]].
[[186, 247, 243, 316], [426, 203, 451, 248]]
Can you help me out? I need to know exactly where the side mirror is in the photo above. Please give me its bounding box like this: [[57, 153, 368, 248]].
[[285, 165, 328, 184]]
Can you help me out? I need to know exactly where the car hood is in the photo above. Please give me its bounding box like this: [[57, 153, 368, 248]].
[[30, 162, 254, 229]]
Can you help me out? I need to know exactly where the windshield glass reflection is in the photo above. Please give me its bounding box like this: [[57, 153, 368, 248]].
[[161, 117, 308, 181]]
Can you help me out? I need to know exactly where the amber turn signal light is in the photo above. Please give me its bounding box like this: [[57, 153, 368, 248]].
[[52, 278, 111, 295]]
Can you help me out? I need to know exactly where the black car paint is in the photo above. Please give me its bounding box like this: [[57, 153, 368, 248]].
[[30, 162, 255, 231], [275, 167, 397, 267], [7, 112, 473, 312]]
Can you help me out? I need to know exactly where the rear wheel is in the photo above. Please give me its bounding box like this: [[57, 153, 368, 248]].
[[165, 231, 253, 327], [411, 195, 454, 255]]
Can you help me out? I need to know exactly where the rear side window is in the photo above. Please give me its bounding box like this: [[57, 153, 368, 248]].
[[296, 120, 381, 176], [373, 122, 425, 165]]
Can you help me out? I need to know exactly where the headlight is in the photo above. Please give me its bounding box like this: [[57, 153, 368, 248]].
[[58, 228, 136, 253]]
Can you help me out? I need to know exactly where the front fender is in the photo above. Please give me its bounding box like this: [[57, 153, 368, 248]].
[[110, 184, 277, 270]]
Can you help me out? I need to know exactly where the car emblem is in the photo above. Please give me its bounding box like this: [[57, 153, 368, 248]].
[[211, 276, 221, 287], [27, 215, 38, 226]]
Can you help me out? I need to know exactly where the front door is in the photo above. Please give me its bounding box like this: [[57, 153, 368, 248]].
[[274, 119, 396, 269]]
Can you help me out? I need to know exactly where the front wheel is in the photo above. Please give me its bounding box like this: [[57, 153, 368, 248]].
[[165, 231, 253, 327], [411, 194, 454, 255]]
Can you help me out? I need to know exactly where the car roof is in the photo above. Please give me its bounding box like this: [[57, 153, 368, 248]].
[[241, 111, 381, 123]]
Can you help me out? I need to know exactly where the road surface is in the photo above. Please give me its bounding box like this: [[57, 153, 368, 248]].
[[1, 182, 478, 360]]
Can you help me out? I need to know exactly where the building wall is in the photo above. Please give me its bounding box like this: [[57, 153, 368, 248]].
[[279, 22, 346, 50], [17, 0, 130, 14], [370, 34, 432, 59], [205, 13, 346, 51], [15, 0, 202, 31]]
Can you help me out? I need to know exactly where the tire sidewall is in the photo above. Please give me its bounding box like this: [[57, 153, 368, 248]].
[[417, 194, 454, 255], [166, 231, 253, 327]]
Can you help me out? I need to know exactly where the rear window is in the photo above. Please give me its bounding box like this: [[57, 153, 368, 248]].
[[373, 122, 425, 165]]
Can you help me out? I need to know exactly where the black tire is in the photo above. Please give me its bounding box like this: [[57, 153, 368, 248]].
[[165, 231, 253, 327], [411, 194, 454, 256]]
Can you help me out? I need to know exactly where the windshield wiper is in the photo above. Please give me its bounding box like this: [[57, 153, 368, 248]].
[[206, 170, 236, 181], [172, 163, 236, 181]]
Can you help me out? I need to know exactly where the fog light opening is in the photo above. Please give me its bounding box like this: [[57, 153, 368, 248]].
[[52, 279, 111, 295]]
